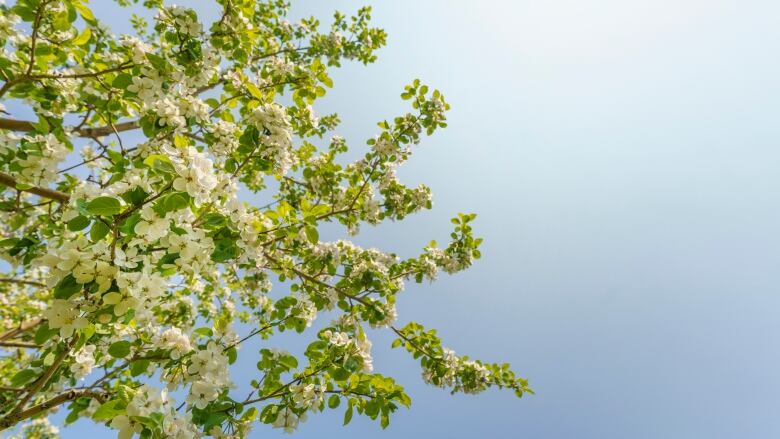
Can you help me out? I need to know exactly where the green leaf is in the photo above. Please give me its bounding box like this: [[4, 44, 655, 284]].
[[32, 116, 49, 134], [193, 327, 213, 337], [43, 352, 55, 366], [162, 192, 190, 213], [211, 239, 238, 262], [10, 369, 37, 387], [144, 154, 175, 174], [328, 394, 341, 409], [72, 325, 93, 351], [113, 73, 133, 90], [34, 323, 58, 345], [118, 212, 141, 236], [90, 221, 111, 242], [73, 1, 96, 24], [121, 187, 148, 206], [241, 407, 258, 422], [129, 415, 155, 429], [278, 355, 298, 370], [13, 4, 37, 22], [381, 412, 390, 429], [85, 197, 121, 216], [304, 225, 319, 244], [260, 404, 279, 424], [0, 238, 17, 248], [246, 83, 264, 100], [365, 399, 379, 417], [65, 399, 89, 425], [343, 403, 354, 425], [72, 27, 91, 46], [81, 324, 96, 343], [330, 366, 349, 382], [202, 213, 226, 228], [308, 204, 331, 217], [146, 53, 168, 71], [108, 340, 132, 358], [54, 274, 81, 299], [67, 215, 90, 231], [92, 399, 125, 421], [130, 360, 149, 377]]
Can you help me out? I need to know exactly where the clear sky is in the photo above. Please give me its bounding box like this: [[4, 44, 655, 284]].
[[49, 0, 780, 437]]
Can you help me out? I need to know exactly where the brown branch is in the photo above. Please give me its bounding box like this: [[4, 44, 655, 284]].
[[9, 338, 76, 418], [0, 278, 46, 288], [27, 62, 135, 81], [265, 254, 373, 309], [219, 365, 329, 413], [0, 386, 24, 393], [115, 180, 173, 222], [77, 119, 140, 138], [390, 326, 439, 360], [0, 117, 139, 139], [0, 172, 69, 202], [0, 318, 41, 341], [0, 118, 39, 132], [0, 389, 105, 430], [0, 340, 40, 349], [228, 317, 291, 351], [57, 153, 107, 174], [0, 79, 20, 99], [24, 2, 47, 77], [230, 145, 261, 178], [0, 2, 48, 99]]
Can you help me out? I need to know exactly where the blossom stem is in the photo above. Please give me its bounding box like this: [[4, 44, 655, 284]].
[[0, 278, 46, 288], [0, 172, 70, 202], [0, 389, 105, 431], [0, 318, 42, 342], [0, 340, 39, 349], [8, 337, 77, 419]]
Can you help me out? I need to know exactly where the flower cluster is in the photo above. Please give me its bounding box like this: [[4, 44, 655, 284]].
[[247, 103, 294, 175], [165, 145, 219, 205], [322, 329, 374, 373], [70, 345, 96, 380], [154, 327, 192, 360], [207, 120, 240, 161], [10, 134, 69, 187], [111, 385, 198, 439], [185, 341, 231, 409]]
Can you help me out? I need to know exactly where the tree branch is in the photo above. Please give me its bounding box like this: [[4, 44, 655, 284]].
[[265, 254, 374, 309], [9, 338, 76, 418], [27, 62, 135, 81], [0, 278, 46, 288], [0, 389, 105, 430], [0, 386, 24, 393], [0, 318, 41, 341], [0, 117, 139, 138], [24, 1, 47, 77], [0, 340, 39, 349], [238, 365, 329, 408], [0, 172, 69, 202]]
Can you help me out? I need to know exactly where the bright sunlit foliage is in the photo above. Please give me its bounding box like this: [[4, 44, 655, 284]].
[[0, 1, 531, 437]]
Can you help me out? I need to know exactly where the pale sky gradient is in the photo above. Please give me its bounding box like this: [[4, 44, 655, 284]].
[[46, 0, 780, 437]]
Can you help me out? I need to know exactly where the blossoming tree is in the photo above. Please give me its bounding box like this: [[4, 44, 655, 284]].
[[0, 0, 532, 437]]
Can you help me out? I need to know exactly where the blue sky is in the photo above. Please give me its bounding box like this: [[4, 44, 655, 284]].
[[45, 0, 780, 437]]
